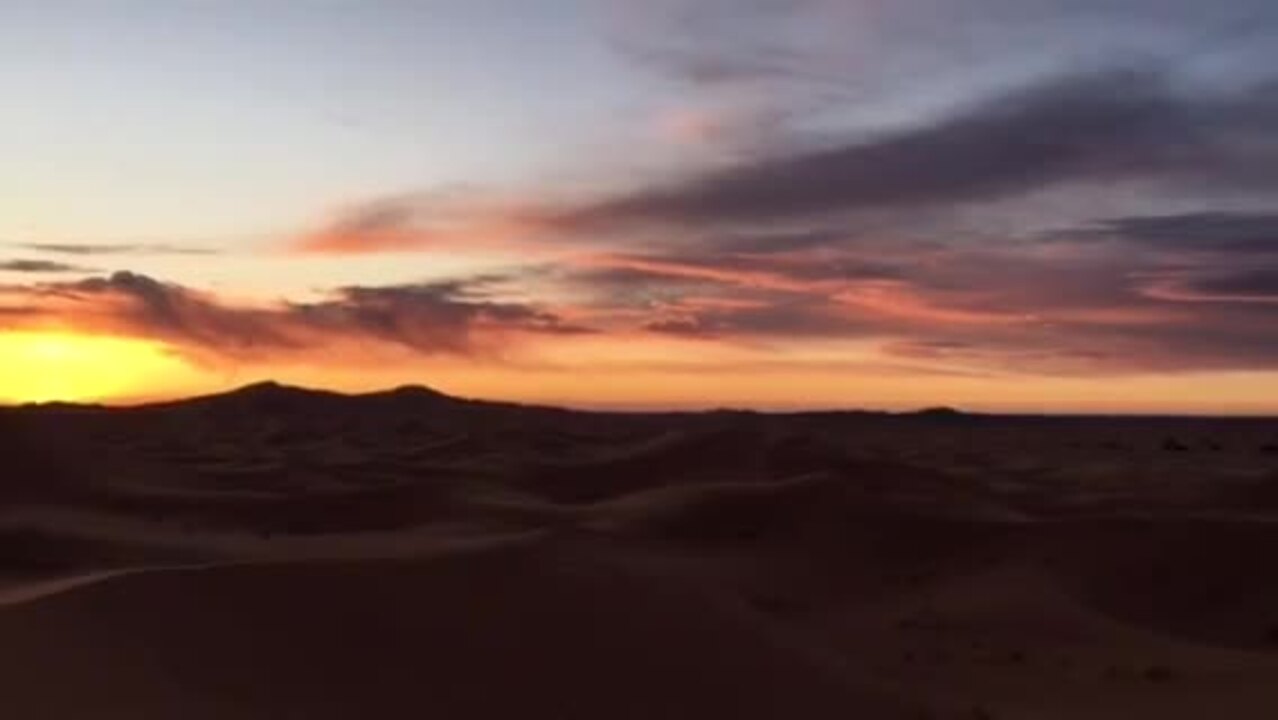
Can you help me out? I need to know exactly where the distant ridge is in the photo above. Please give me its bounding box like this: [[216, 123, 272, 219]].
[[7, 381, 1275, 419], [909, 406, 971, 421], [149, 381, 466, 418], [221, 380, 341, 399], [365, 384, 454, 401], [16, 400, 107, 412], [167, 381, 454, 407]]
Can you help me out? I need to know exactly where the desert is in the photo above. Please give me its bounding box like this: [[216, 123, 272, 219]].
[[2, 383, 1276, 718]]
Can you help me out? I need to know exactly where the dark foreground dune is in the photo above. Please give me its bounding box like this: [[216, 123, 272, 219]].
[[2, 382, 1278, 718], [0, 540, 915, 720]]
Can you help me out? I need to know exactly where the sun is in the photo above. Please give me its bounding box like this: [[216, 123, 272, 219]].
[[0, 331, 196, 404]]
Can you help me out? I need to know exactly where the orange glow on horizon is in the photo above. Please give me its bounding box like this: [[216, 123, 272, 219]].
[[0, 331, 205, 404], [2, 329, 1276, 416]]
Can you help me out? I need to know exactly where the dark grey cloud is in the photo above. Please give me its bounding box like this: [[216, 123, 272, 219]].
[[283, 3, 1278, 379], [875, 247, 1278, 372], [875, 279, 1278, 373], [294, 186, 1278, 374], [642, 296, 867, 339], [11, 271, 589, 359], [1090, 211, 1278, 254], [58, 271, 297, 352], [567, 266, 711, 309], [11, 241, 1278, 375], [566, 70, 1278, 229], [294, 279, 591, 352], [612, 0, 1278, 191], [587, 250, 903, 286], [0, 259, 91, 274], [305, 66, 1278, 263], [546, 220, 1278, 374], [1191, 268, 1278, 296], [618, 1, 1278, 95], [1176, 269, 1278, 300]]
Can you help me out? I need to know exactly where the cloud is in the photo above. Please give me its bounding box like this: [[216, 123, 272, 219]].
[[299, 67, 1278, 261], [639, 295, 871, 339], [289, 278, 592, 354], [573, 248, 902, 295], [550, 220, 1278, 373], [1040, 209, 1278, 306], [1186, 269, 1278, 300], [1143, 268, 1278, 304], [2, 271, 591, 363], [614, 0, 1278, 92], [13, 225, 1278, 378], [563, 70, 1278, 229], [1086, 211, 1278, 254], [292, 192, 550, 255], [34, 272, 305, 354], [610, 0, 817, 89], [0, 259, 91, 274], [20, 243, 218, 256], [269, 12, 1278, 380], [281, 185, 1278, 374]]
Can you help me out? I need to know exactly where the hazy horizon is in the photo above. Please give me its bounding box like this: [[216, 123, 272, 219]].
[[5, 377, 1276, 419]]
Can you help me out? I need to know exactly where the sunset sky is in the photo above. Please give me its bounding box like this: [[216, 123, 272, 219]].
[[2, 0, 1278, 412]]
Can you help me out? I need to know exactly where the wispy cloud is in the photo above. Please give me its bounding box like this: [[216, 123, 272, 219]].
[[19, 243, 219, 257], [294, 66, 1278, 253], [9, 211, 1278, 378], [562, 70, 1278, 229], [1076, 211, 1278, 254], [2, 271, 591, 364], [0, 259, 92, 274], [291, 192, 550, 255]]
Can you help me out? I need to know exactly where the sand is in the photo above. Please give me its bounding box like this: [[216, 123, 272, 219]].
[[1, 382, 1277, 718]]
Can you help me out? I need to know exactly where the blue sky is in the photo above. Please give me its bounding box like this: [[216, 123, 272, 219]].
[[0, 1, 659, 246]]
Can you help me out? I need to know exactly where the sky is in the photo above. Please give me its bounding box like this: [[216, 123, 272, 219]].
[[2, 0, 1278, 412]]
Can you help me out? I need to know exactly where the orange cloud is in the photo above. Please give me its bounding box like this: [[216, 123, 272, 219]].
[[289, 194, 559, 255], [0, 272, 591, 368]]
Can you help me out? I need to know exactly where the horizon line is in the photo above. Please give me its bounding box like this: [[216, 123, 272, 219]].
[[6, 379, 1278, 420]]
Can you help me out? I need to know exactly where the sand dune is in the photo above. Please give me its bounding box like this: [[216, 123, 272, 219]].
[[1, 383, 1277, 717], [0, 540, 914, 720]]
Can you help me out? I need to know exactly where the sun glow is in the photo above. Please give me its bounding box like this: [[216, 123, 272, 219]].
[[0, 331, 199, 404]]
